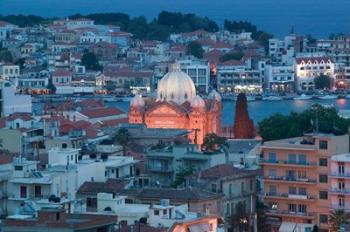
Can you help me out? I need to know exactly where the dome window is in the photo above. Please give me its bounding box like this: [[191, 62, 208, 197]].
[[184, 93, 188, 99], [171, 93, 175, 99]]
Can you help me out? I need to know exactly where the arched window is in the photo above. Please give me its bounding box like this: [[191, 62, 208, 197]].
[[184, 93, 188, 99], [104, 207, 112, 211]]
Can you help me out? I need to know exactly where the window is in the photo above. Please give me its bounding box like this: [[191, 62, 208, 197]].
[[339, 197, 345, 207], [14, 165, 23, 171], [319, 191, 328, 200], [319, 140, 328, 150], [298, 187, 306, 195], [154, 210, 159, 215], [288, 204, 297, 213], [338, 181, 345, 189], [320, 214, 328, 224], [268, 169, 276, 177], [339, 164, 345, 175], [298, 204, 307, 213], [20, 186, 27, 198], [211, 184, 217, 192], [34, 185, 41, 198], [163, 209, 167, 215], [288, 154, 296, 164], [319, 174, 328, 183], [269, 185, 277, 195], [241, 182, 245, 194], [288, 186, 297, 194], [298, 154, 307, 165], [268, 152, 277, 163], [56, 212, 60, 221], [319, 158, 328, 167]]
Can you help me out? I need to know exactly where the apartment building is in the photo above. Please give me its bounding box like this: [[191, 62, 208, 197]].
[[260, 133, 349, 232], [179, 60, 210, 94]]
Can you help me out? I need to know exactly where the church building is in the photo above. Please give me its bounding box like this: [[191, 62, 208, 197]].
[[128, 63, 222, 145]]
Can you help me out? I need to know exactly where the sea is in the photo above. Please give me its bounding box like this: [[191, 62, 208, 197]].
[[1, 0, 350, 38], [33, 98, 350, 126]]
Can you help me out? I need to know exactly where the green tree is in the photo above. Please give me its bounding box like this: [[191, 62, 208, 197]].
[[186, 41, 204, 58], [172, 167, 193, 187], [227, 202, 250, 232], [256, 201, 271, 232], [314, 74, 332, 90], [0, 49, 13, 63], [46, 78, 56, 94], [113, 128, 130, 156], [202, 133, 227, 153], [81, 52, 102, 71], [329, 210, 350, 232], [219, 51, 244, 63], [258, 104, 350, 141]]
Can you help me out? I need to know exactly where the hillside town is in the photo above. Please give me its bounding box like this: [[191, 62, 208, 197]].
[[0, 14, 350, 232]]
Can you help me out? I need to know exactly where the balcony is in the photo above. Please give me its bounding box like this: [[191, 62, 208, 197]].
[[266, 210, 315, 219], [330, 188, 350, 195], [329, 172, 350, 179], [264, 192, 316, 201], [148, 166, 173, 173], [264, 176, 316, 184], [331, 204, 350, 212], [259, 159, 316, 168]]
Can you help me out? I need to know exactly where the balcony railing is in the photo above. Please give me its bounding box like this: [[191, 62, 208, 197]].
[[264, 176, 316, 183], [330, 172, 350, 178], [148, 166, 173, 173], [266, 210, 315, 218], [331, 204, 350, 211], [264, 192, 316, 200], [330, 188, 350, 194], [259, 159, 316, 167]]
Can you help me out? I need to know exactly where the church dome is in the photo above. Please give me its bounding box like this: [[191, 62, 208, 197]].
[[190, 95, 205, 109], [208, 89, 222, 102], [130, 95, 145, 108], [157, 63, 196, 104]]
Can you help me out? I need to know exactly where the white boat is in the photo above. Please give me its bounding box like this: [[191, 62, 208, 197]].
[[318, 95, 337, 100], [263, 95, 283, 101], [246, 95, 255, 102], [294, 94, 312, 100]]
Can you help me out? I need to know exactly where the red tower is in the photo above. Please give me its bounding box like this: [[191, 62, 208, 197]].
[[233, 93, 255, 139]]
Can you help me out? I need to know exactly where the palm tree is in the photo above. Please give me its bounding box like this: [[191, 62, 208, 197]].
[[329, 209, 350, 232], [113, 128, 130, 156]]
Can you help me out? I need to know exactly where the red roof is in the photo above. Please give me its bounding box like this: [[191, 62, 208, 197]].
[[79, 107, 125, 118], [52, 69, 72, 77], [100, 118, 128, 127], [6, 113, 33, 122], [296, 57, 333, 65]]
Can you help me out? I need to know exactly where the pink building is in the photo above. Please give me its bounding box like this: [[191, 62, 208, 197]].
[[330, 153, 350, 212], [260, 133, 349, 232], [52, 69, 72, 86]]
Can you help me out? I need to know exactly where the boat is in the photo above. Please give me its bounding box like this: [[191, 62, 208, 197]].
[[263, 95, 283, 101], [294, 94, 312, 100], [345, 94, 350, 99], [318, 95, 337, 100], [246, 95, 255, 102]]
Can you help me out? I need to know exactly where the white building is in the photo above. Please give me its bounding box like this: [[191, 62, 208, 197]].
[[0, 64, 20, 80], [295, 56, 335, 91], [179, 60, 210, 93], [1, 81, 32, 117], [95, 192, 198, 227], [263, 64, 295, 93], [269, 35, 306, 64], [0, 21, 17, 41]]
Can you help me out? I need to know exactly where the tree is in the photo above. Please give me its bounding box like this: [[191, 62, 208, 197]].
[[0, 49, 13, 63], [329, 210, 350, 232], [258, 104, 350, 141], [256, 201, 271, 232], [46, 78, 56, 94], [202, 133, 227, 153], [314, 74, 332, 90], [113, 128, 130, 156], [81, 52, 102, 71], [186, 41, 204, 59], [172, 167, 193, 187], [219, 51, 244, 63], [227, 202, 249, 232]]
